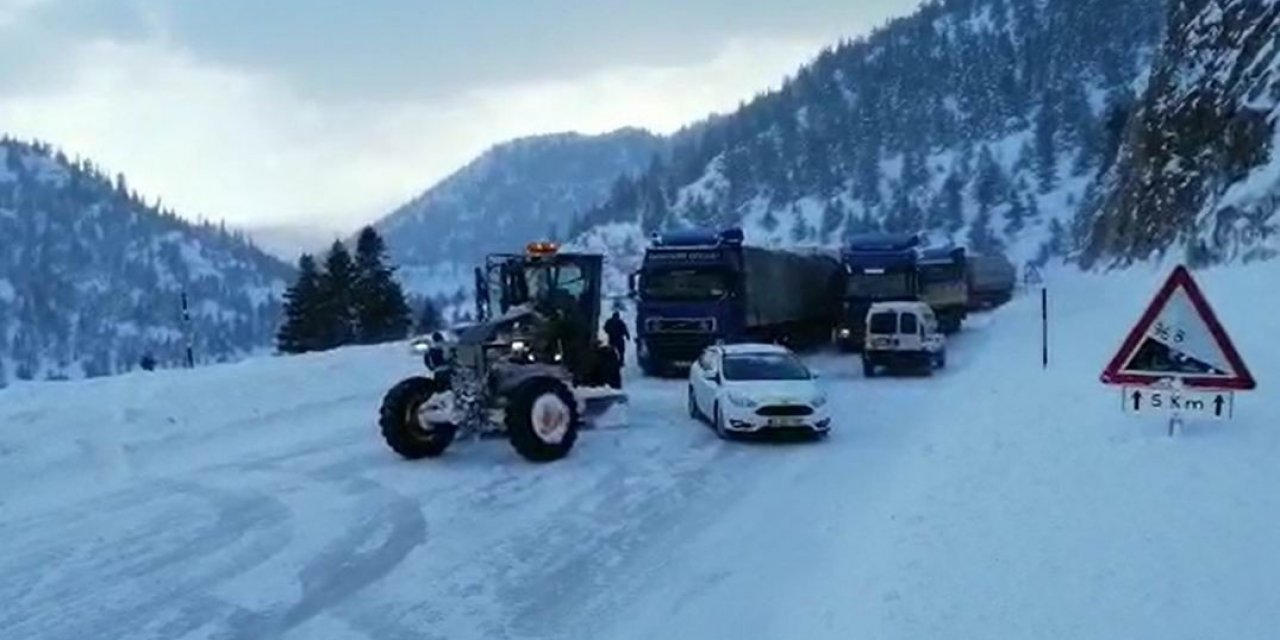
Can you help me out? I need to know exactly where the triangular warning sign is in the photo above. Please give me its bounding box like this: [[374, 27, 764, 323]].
[[1101, 265, 1255, 390]]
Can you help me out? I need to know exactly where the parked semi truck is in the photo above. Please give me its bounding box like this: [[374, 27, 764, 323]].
[[835, 233, 921, 351], [630, 228, 841, 376], [966, 252, 1017, 309], [917, 247, 969, 334]]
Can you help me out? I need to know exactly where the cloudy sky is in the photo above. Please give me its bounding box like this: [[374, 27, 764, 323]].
[[0, 0, 919, 233]]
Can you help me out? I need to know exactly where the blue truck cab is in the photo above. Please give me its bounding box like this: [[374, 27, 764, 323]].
[[631, 228, 746, 376], [836, 233, 922, 351]]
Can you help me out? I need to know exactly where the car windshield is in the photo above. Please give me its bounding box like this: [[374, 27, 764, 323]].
[[721, 353, 811, 381], [869, 312, 898, 334], [846, 271, 913, 299], [641, 268, 731, 301]]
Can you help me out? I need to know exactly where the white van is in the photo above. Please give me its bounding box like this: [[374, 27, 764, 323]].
[[862, 301, 947, 377]]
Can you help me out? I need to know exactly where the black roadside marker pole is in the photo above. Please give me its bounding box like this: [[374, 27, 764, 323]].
[[1041, 287, 1049, 369]]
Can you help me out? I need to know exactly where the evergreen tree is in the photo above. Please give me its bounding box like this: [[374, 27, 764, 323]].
[[416, 297, 444, 335], [967, 209, 1003, 254], [789, 207, 811, 243], [974, 146, 1008, 212], [317, 240, 357, 349], [820, 200, 845, 242], [1004, 193, 1028, 235], [760, 208, 780, 233], [1034, 102, 1058, 193], [276, 254, 324, 354], [352, 227, 412, 344]]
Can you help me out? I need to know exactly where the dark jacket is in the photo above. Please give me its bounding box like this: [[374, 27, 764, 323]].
[[603, 316, 630, 344]]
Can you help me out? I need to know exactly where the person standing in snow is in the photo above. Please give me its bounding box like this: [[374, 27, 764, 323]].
[[603, 311, 630, 366]]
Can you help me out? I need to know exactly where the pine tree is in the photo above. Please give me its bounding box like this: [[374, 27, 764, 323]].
[[1003, 193, 1028, 235], [276, 254, 324, 354], [967, 209, 1002, 255], [761, 208, 780, 233], [1034, 102, 1058, 193], [820, 200, 845, 242], [416, 297, 444, 335], [317, 240, 357, 349], [352, 227, 412, 344], [974, 146, 1008, 212]]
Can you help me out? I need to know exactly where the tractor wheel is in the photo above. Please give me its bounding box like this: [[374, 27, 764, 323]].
[[506, 378, 580, 462], [379, 377, 457, 459]]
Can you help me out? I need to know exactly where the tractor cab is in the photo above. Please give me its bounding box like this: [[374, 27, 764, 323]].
[[475, 242, 603, 332]]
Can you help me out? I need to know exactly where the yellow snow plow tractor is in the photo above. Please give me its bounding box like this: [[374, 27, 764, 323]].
[[379, 242, 627, 462]]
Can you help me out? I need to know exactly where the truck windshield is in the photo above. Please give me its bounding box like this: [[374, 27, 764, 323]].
[[722, 353, 811, 381], [846, 272, 912, 299], [641, 269, 731, 301]]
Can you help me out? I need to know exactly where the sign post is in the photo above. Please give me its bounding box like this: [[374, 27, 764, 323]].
[[1100, 266, 1255, 435]]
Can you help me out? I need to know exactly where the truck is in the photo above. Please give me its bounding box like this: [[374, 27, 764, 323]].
[[835, 233, 921, 351], [966, 252, 1017, 309], [630, 228, 842, 376], [917, 247, 969, 334]]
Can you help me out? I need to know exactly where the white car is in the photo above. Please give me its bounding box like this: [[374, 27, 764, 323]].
[[687, 343, 831, 439]]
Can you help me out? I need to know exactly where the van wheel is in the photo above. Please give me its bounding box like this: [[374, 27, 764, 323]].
[[862, 358, 876, 378]]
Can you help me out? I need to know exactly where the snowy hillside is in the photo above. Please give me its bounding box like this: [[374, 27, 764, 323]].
[[2, 259, 1277, 639], [1086, 0, 1280, 266], [567, 0, 1165, 272], [0, 138, 292, 385], [375, 128, 662, 297]]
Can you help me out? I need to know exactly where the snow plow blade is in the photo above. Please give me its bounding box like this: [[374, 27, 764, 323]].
[[576, 387, 629, 430]]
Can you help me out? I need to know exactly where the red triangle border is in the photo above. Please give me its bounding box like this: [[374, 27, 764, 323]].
[[1100, 265, 1256, 391]]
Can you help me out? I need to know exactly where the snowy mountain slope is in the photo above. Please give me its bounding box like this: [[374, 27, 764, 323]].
[[2, 260, 1277, 639], [1086, 0, 1280, 266], [0, 138, 292, 385], [567, 0, 1165, 272], [374, 128, 662, 296]]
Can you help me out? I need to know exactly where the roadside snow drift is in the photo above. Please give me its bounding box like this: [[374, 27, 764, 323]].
[[1, 261, 1277, 640]]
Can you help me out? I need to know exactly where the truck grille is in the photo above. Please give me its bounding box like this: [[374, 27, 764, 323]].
[[645, 335, 715, 362], [646, 317, 716, 333], [757, 405, 814, 417]]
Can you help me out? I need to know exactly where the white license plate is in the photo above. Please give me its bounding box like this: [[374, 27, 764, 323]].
[[768, 417, 804, 428]]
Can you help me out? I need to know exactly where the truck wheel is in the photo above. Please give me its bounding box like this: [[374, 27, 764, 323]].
[[862, 358, 876, 378], [379, 377, 457, 459], [506, 378, 580, 462]]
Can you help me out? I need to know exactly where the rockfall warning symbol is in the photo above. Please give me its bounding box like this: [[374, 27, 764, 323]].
[[1100, 265, 1255, 391]]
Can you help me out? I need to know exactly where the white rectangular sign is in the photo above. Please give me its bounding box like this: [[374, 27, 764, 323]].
[[1120, 386, 1233, 420]]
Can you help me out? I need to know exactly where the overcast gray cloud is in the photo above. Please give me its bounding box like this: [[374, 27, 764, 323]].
[[0, 0, 921, 231]]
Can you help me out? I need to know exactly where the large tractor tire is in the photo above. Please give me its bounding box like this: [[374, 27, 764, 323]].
[[379, 376, 458, 459], [506, 377, 580, 462]]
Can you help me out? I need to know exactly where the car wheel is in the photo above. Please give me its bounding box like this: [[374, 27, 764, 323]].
[[936, 350, 947, 370], [713, 403, 733, 441]]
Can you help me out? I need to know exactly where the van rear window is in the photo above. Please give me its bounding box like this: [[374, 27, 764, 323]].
[[869, 312, 897, 334], [900, 313, 919, 334]]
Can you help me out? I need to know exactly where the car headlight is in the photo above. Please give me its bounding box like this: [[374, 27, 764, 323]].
[[811, 393, 828, 408], [838, 328, 851, 338], [726, 391, 758, 408]]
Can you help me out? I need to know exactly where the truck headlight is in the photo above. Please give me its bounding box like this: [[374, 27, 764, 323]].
[[511, 340, 528, 352], [838, 328, 851, 339], [727, 392, 758, 408]]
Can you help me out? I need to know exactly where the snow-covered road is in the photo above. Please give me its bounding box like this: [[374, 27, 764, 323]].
[[2, 265, 1278, 639]]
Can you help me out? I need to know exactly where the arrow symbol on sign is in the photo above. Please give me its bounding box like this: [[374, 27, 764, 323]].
[[1214, 395, 1225, 417], [1131, 390, 1142, 411]]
